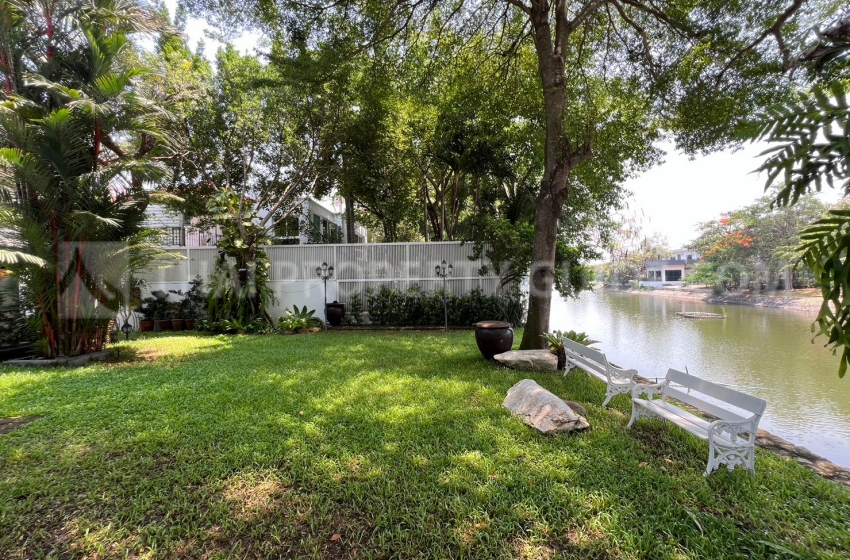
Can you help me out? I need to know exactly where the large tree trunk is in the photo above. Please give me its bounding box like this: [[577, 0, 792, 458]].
[[519, 1, 591, 349]]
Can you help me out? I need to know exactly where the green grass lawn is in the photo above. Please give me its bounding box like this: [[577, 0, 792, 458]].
[[1, 331, 848, 559]]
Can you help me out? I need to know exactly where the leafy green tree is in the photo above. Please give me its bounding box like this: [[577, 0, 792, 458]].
[[687, 194, 829, 290], [151, 40, 335, 322], [185, 0, 838, 348], [0, 0, 173, 357], [750, 12, 850, 375], [599, 214, 669, 286]]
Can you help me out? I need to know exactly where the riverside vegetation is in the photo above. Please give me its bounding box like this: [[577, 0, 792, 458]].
[[1, 332, 848, 559]]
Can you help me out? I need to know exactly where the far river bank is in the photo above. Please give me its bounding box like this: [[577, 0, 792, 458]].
[[600, 284, 823, 313]]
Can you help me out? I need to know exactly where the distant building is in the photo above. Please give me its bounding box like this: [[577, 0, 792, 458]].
[[268, 197, 367, 245], [640, 248, 701, 287], [142, 197, 367, 247]]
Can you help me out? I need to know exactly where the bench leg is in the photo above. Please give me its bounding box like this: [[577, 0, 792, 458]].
[[602, 387, 615, 407], [627, 402, 648, 429], [705, 442, 756, 476]]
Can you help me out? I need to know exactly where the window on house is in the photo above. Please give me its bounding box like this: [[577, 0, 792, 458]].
[[170, 227, 183, 246], [311, 214, 322, 242], [273, 214, 300, 238], [665, 269, 682, 281]]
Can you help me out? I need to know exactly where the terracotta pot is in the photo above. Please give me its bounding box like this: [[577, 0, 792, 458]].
[[474, 321, 514, 360], [139, 320, 154, 332], [155, 319, 172, 332], [185, 319, 195, 331], [172, 319, 186, 331], [325, 302, 345, 327]]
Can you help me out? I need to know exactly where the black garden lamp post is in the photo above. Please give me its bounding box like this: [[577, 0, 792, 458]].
[[435, 260, 453, 331], [316, 262, 334, 331], [121, 320, 133, 341]]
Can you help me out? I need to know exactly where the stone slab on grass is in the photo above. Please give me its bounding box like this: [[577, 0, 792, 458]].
[[503, 379, 589, 435], [493, 349, 558, 371]]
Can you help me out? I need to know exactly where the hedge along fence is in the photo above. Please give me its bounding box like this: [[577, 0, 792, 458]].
[[363, 285, 524, 327]]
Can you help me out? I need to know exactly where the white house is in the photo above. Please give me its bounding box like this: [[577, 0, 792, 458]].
[[269, 197, 367, 245], [143, 196, 367, 247], [640, 248, 701, 287]]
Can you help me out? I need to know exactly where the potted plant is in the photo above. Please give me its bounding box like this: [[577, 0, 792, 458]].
[[147, 290, 172, 331], [136, 295, 158, 332], [541, 330, 599, 370], [278, 305, 322, 334], [171, 299, 185, 331], [170, 276, 207, 331]]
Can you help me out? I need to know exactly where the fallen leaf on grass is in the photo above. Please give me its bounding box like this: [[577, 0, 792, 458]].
[[330, 534, 341, 541], [488, 474, 499, 480], [638, 462, 648, 468]]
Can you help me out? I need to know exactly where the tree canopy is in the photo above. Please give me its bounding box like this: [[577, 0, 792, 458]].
[[178, 0, 843, 348]]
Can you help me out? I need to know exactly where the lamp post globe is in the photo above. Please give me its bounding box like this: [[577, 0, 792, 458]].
[[435, 260, 453, 331], [121, 320, 132, 341], [317, 262, 334, 331]]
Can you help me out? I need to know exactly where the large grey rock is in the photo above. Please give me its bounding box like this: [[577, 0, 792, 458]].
[[503, 379, 590, 434], [493, 349, 558, 371]]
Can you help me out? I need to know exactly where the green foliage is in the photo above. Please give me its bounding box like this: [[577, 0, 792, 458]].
[[542, 330, 599, 352], [348, 295, 364, 324], [747, 14, 850, 377], [0, 276, 32, 347], [688, 194, 829, 290], [0, 0, 174, 357], [196, 318, 276, 334], [364, 286, 524, 327], [205, 189, 277, 325], [798, 209, 850, 377], [277, 305, 323, 332], [599, 215, 670, 286], [136, 291, 171, 322], [752, 81, 850, 207], [169, 276, 208, 320]]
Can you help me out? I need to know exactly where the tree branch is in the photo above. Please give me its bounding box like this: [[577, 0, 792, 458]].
[[715, 0, 804, 83]]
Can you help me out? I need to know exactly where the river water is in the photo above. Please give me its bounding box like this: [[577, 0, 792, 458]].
[[550, 290, 850, 468]]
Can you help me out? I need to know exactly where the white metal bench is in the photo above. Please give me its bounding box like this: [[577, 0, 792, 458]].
[[628, 368, 767, 476], [562, 338, 637, 406]]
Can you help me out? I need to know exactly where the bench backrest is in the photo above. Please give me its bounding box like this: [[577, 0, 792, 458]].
[[562, 338, 609, 376], [663, 368, 767, 423]]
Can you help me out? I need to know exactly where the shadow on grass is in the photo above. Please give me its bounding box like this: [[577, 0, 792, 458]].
[[0, 332, 848, 559]]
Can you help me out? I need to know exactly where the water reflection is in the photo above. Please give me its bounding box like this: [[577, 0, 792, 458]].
[[551, 290, 850, 467]]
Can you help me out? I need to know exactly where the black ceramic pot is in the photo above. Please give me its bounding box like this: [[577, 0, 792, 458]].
[[474, 321, 514, 360], [326, 302, 346, 327]]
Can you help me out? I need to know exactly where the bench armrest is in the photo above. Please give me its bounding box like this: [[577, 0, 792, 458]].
[[610, 365, 638, 381], [632, 382, 664, 400], [707, 418, 757, 444]]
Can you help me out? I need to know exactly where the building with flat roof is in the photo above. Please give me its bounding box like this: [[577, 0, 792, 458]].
[[640, 248, 701, 287]]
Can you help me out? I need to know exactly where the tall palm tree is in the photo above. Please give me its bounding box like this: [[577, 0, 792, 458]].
[[0, 0, 173, 357]]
